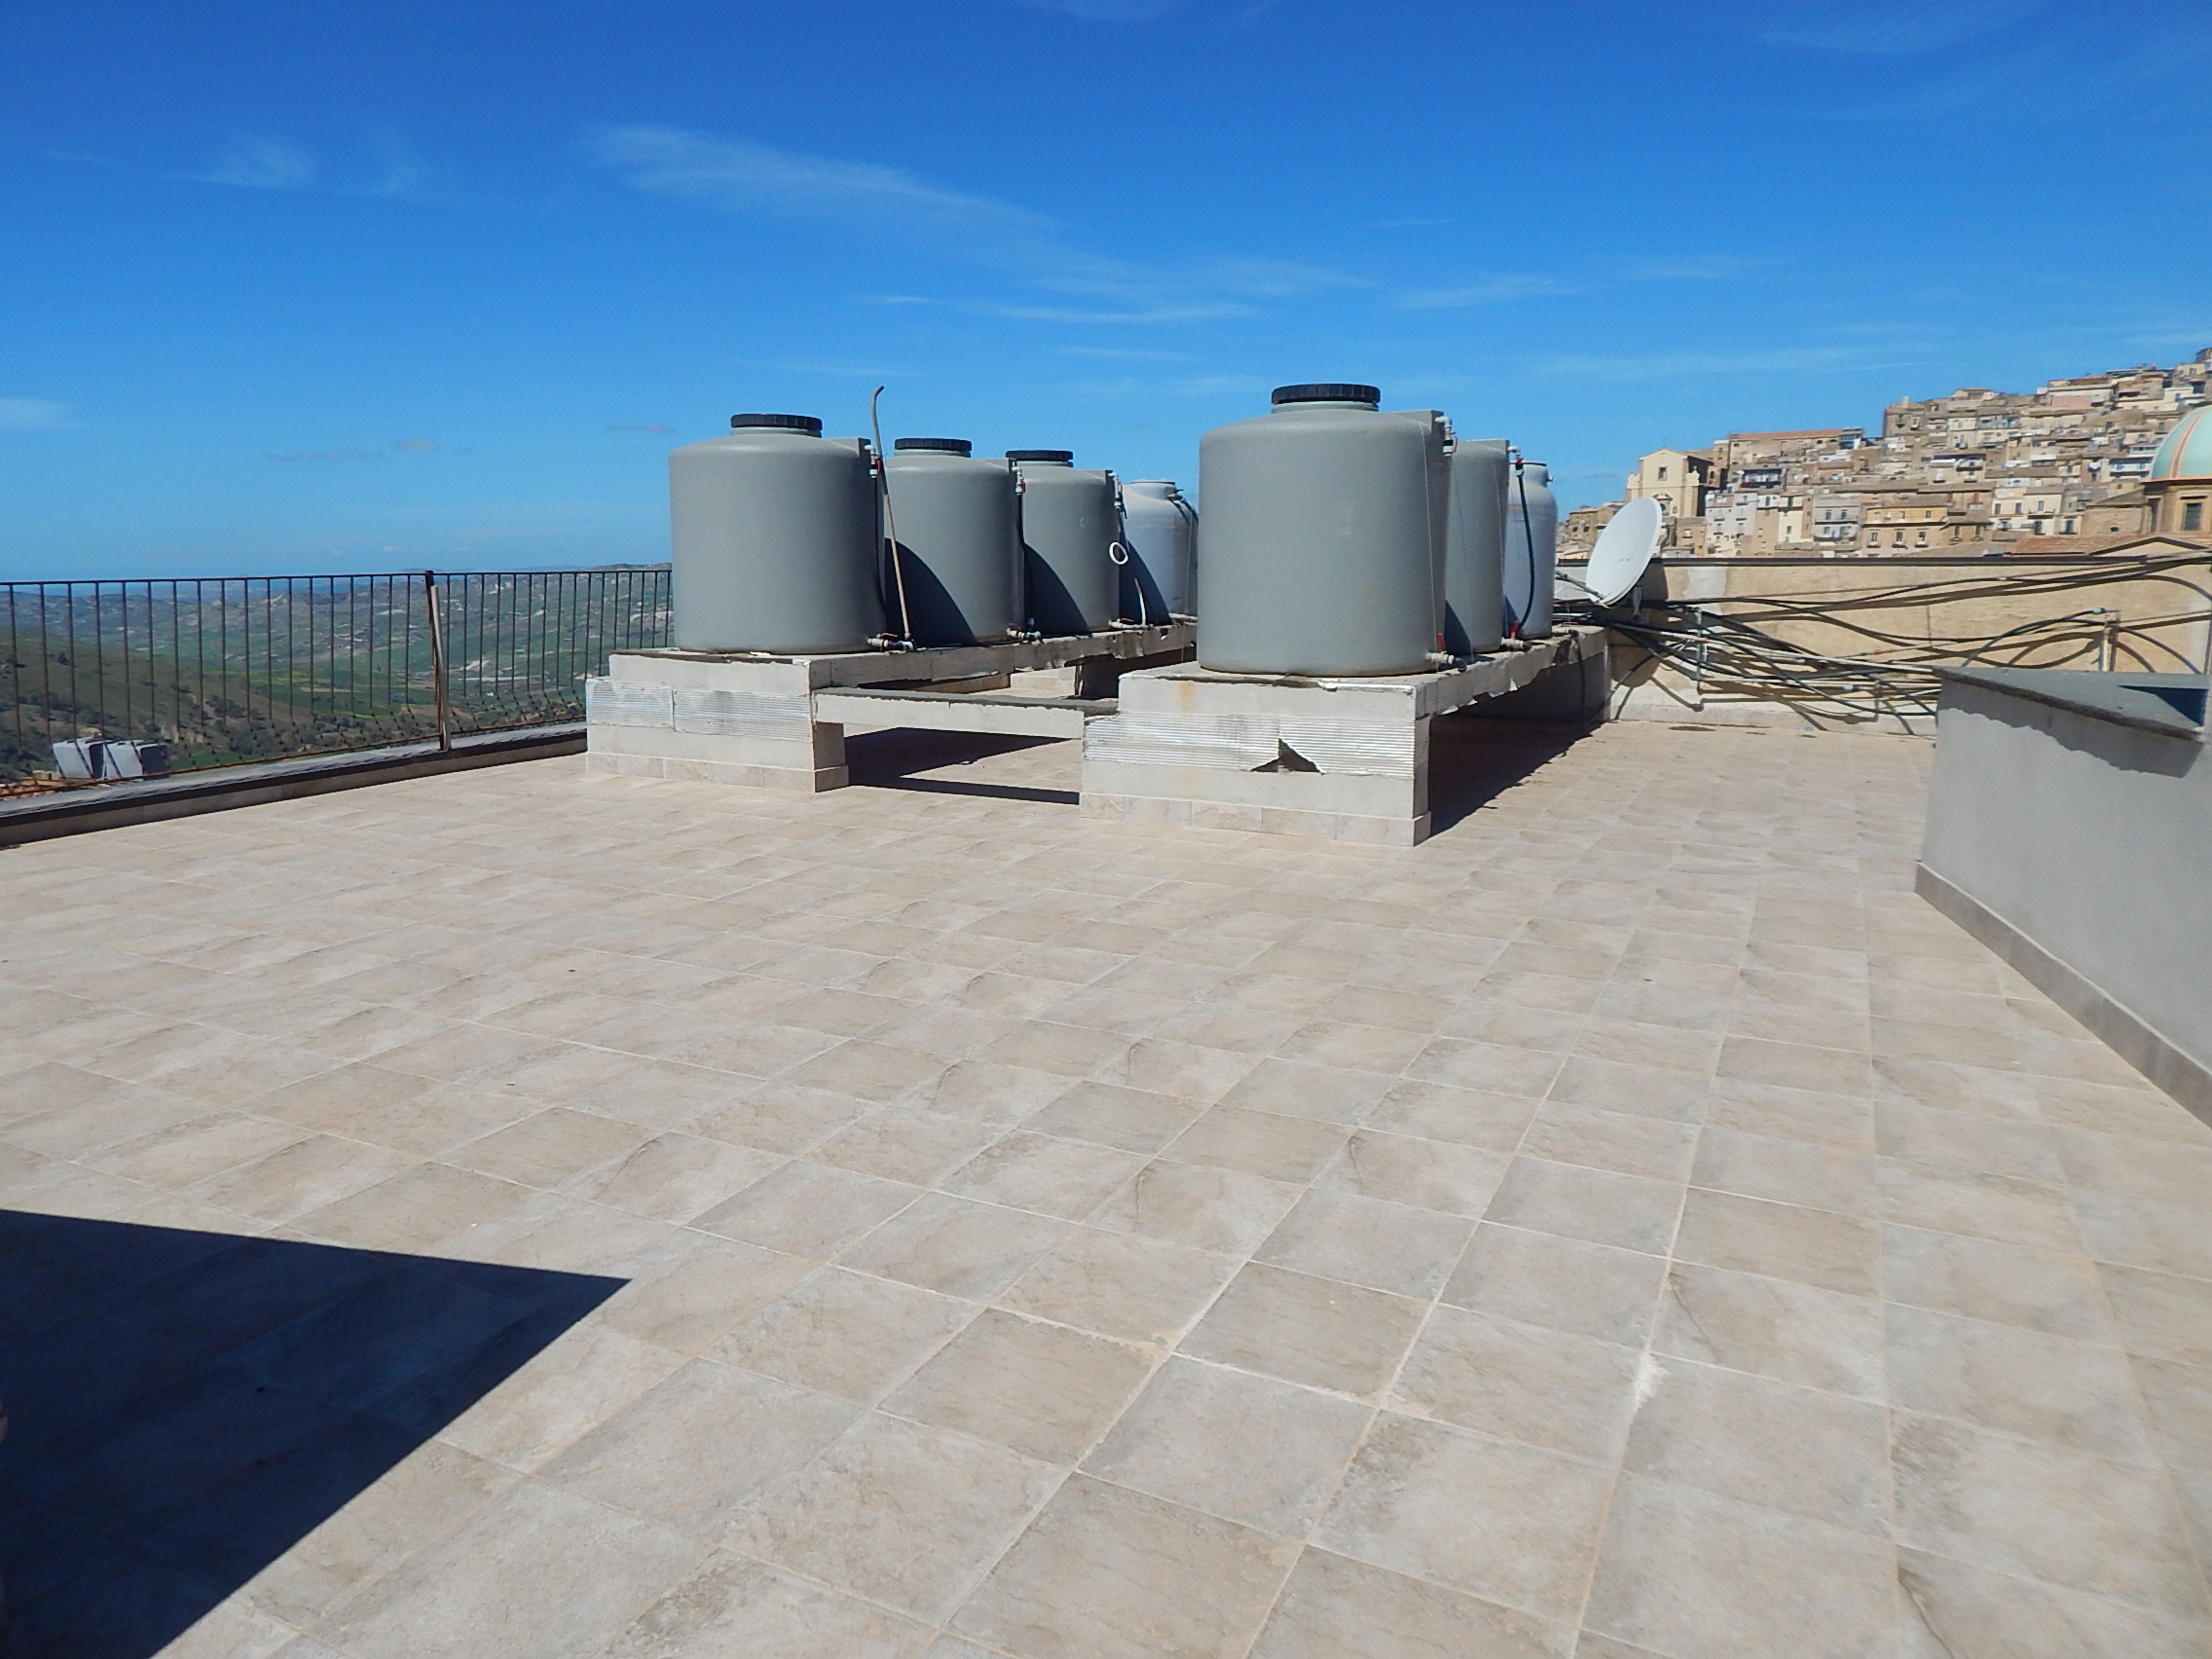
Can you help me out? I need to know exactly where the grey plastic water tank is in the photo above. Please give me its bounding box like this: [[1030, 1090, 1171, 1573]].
[[882, 439, 1021, 645], [670, 414, 884, 652], [1196, 384, 1437, 676], [1011, 451, 1118, 637], [1119, 479, 1198, 620], [1504, 460, 1560, 640], [1445, 438, 1509, 655]]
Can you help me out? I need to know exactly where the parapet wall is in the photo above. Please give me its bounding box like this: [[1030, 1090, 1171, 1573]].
[[1918, 669, 2212, 1118]]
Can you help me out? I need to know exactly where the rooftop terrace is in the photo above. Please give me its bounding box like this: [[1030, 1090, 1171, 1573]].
[[3, 719, 2209, 1659]]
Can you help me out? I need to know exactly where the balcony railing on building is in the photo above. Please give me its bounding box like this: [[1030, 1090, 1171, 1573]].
[[1, 569, 671, 792]]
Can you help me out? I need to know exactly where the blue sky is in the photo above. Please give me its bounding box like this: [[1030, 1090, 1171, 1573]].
[[2, 0, 2207, 578]]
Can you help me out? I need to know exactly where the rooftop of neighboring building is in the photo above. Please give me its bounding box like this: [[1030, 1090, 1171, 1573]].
[[1725, 426, 1859, 441], [1993, 529, 2211, 554]]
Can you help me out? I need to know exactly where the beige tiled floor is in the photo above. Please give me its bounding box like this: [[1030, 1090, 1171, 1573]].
[[5, 718, 2212, 1657]]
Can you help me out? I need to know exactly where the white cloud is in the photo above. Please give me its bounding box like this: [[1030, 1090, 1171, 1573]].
[[607, 423, 676, 433], [393, 438, 439, 454], [588, 126, 1060, 255], [1398, 275, 1577, 310], [164, 132, 443, 199], [0, 397, 73, 431], [587, 126, 1357, 317], [1197, 257, 1372, 300], [201, 135, 317, 189]]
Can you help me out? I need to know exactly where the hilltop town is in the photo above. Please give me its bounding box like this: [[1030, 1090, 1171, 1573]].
[[1565, 348, 2212, 557]]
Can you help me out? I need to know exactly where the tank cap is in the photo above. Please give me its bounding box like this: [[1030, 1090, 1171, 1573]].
[[1007, 449, 1075, 463], [894, 437, 973, 456], [731, 413, 823, 435], [1271, 384, 1381, 407]]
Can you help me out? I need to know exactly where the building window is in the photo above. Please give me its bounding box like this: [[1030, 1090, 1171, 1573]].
[[2187, 501, 2205, 532]]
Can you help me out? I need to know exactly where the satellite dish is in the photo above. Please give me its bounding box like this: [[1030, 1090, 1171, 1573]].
[[1584, 497, 1665, 606]]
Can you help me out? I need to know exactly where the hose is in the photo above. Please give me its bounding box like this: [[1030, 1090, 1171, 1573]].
[[1108, 538, 1148, 627], [1509, 451, 1536, 641], [1171, 490, 1198, 616], [868, 385, 914, 645], [1107, 473, 1149, 628]]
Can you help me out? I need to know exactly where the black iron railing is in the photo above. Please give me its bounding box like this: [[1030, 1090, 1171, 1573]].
[[1, 568, 670, 788]]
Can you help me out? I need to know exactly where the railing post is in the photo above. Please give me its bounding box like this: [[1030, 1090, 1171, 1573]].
[[423, 570, 453, 752]]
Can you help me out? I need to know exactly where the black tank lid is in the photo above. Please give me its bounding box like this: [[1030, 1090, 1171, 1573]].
[[895, 437, 973, 455], [1271, 384, 1381, 407], [730, 413, 823, 435], [1007, 449, 1074, 463]]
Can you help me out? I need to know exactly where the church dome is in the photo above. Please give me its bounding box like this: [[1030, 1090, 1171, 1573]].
[[2150, 404, 2212, 480]]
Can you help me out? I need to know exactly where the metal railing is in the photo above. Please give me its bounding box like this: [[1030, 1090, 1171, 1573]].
[[1, 568, 670, 789]]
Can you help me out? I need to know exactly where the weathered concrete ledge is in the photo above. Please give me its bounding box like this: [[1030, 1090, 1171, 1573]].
[[1933, 665, 2207, 740], [0, 724, 583, 846]]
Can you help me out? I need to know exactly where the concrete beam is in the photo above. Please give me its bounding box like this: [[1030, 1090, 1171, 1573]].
[[814, 688, 1109, 739]]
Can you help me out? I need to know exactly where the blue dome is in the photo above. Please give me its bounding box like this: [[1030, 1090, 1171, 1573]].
[[2151, 405, 2212, 480]]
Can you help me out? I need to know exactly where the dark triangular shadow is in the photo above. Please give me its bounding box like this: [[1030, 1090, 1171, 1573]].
[[842, 728, 1078, 806], [1425, 712, 1591, 835], [0, 1210, 622, 1658]]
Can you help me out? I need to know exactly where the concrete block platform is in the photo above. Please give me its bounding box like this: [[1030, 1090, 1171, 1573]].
[[585, 624, 1193, 793], [1082, 628, 1608, 846]]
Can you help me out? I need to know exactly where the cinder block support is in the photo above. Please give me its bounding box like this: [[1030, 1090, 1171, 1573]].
[[1079, 627, 1606, 845], [585, 654, 845, 791], [585, 625, 1193, 792], [1083, 672, 1434, 844]]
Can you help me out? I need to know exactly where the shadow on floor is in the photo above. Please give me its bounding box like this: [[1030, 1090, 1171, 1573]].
[[839, 719, 1588, 827], [843, 728, 1079, 806], [1427, 716, 1593, 837], [0, 1211, 621, 1658]]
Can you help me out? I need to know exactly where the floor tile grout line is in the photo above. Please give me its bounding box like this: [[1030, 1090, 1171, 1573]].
[[1219, 1113, 1538, 1644], [2058, 1150, 2212, 1616], [1555, 930, 1726, 1649], [1218, 919, 1610, 1655]]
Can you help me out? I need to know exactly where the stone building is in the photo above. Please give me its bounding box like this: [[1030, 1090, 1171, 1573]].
[[1621, 448, 1712, 527], [1590, 350, 2211, 557]]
